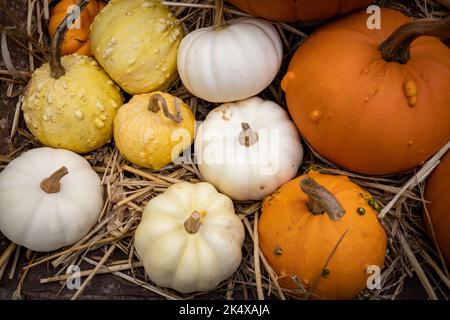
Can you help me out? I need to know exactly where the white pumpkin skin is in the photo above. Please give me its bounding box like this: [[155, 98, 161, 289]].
[[177, 17, 283, 103], [195, 97, 303, 201], [0, 148, 103, 252], [135, 182, 245, 293]]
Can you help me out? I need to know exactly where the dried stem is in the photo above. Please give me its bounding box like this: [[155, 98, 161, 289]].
[[379, 16, 450, 64], [40, 166, 69, 194], [49, 0, 89, 78], [149, 94, 183, 124], [300, 177, 345, 221]]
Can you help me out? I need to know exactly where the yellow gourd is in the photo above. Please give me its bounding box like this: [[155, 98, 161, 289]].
[[90, 0, 184, 94], [22, 0, 123, 153], [114, 92, 195, 169]]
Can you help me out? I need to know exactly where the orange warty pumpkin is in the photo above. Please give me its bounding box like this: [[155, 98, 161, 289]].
[[259, 171, 387, 300], [424, 151, 450, 266], [282, 9, 450, 175], [227, 0, 371, 22], [48, 0, 104, 56]]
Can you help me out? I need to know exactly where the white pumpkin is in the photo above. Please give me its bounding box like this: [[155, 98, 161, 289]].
[[195, 97, 303, 201], [0, 148, 103, 252], [177, 8, 283, 103], [134, 182, 245, 293]]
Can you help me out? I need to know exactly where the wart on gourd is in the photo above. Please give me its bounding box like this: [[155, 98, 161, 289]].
[[283, 9, 450, 175], [21, 0, 123, 153], [259, 172, 388, 299]]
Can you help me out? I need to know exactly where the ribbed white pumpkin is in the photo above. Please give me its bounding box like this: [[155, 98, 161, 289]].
[[177, 15, 283, 103], [195, 97, 303, 201], [135, 182, 245, 293], [0, 148, 103, 252]]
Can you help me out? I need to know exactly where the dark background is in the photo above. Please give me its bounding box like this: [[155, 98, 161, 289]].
[[0, 0, 436, 300]]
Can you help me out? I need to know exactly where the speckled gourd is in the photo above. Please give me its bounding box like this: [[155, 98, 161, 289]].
[[22, 0, 123, 153], [90, 0, 184, 94]]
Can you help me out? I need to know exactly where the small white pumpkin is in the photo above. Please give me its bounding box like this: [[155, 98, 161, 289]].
[[134, 182, 245, 293], [195, 97, 303, 201], [0, 148, 103, 252], [177, 0, 283, 103]]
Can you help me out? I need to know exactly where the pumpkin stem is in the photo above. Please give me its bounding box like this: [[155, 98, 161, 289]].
[[148, 94, 183, 124], [239, 123, 259, 147], [213, 0, 228, 31], [379, 16, 450, 64], [49, 0, 90, 79], [40, 166, 69, 194], [300, 177, 345, 221], [184, 211, 202, 234]]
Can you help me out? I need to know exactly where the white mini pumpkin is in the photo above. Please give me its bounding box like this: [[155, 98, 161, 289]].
[[177, 1, 282, 103], [0, 148, 103, 252], [195, 97, 303, 201], [134, 182, 245, 293]]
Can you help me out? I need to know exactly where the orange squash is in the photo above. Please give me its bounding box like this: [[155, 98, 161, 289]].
[[227, 0, 371, 22], [424, 151, 450, 266], [282, 9, 450, 175], [259, 171, 387, 300], [48, 0, 104, 56]]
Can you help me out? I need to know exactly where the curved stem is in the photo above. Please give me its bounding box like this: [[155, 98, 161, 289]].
[[184, 211, 202, 234], [238, 123, 258, 147], [148, 94, 183, 124], [50, 0, 90, 79], [300, 177, 345, 221], [40, 166, 69, 194], [213, 0, 228, 30], [379, 16, 450, 64]]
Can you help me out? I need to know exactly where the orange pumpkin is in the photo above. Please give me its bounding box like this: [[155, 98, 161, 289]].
[[48, 0, 104, 56], [259, 171, 387, 300], [227, 0, 371, 22], [424, 151, 450, 266], [282, 9, 450, 175]]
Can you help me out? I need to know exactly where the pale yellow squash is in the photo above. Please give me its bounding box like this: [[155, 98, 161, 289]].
[[90, 0, 183, 94]]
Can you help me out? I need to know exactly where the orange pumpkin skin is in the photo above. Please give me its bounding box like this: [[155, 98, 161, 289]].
[[424, 152, 450, 266], [282, 9, 450, 175], [259, 172, 387, 300], [48, 0, 104, 56], [228, 0, 371, 22]]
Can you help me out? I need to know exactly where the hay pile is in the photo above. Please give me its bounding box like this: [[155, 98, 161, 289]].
[[0, 0, 449, 300]]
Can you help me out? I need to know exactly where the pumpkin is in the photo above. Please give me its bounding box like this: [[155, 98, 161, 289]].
[[0, 148, 103, 252], [48, 0, 104, 56], [227, 0, 372, 22], [282, 9, 450, 175], [259, 171, 387, 299], [90, 0, 184, 95], [134, 182, 245, 293], [424, 151, 450, 265], [22, 0, 123, 153], [194, 97, 303, 201], [177, 0, 282, 103], [114, 92, 195, 169]]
